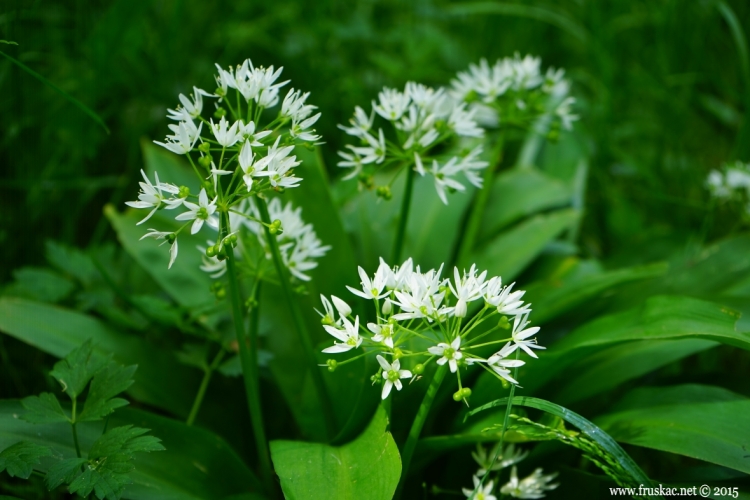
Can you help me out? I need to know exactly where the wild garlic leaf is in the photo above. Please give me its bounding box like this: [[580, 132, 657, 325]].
[[20, 393, 69, 424], [50, 339, 108, 399], [45, 458, 87, 489], [78, 363, 136, 422], [0, 441, 53, 479]]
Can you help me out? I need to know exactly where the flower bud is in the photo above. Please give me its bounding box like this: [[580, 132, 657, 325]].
[[382, 299, 392, 315], [413, 364, 425, 375], [453, 390, 463, 402], [213, 107, 227, 118], [461, 387, 472, 398], [331, 295, 352, 317], [455, 298, 467, 318], [393, 348, 404, 360], [199, 155, 213, 169], [326, 359, 338, 372], [269, 219, 283, 235], [215, 287, 226, 299], [165, 233, 176, 244], [498, 316, 510, 330], [375, 186, 392, 200], [245, 297, 258, 309], [206, 246, 217, 258], [178, 186, 190, 198], [198, 142, 211, 154]]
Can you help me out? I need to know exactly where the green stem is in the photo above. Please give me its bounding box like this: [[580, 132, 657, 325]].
[[223, 213, 275, 496], [256, 197, 336, 439], [71, 397, 81, 459], [392, 165, 416, 263], [186, 348, 226, 426], [396, 363, 448, 499], [454, 133, 505, 269]]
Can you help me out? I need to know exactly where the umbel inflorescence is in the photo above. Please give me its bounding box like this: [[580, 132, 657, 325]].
[[337, 53, 577, 205], [706, 160, 750, 218], [319, 258, 544, 402], [125, 59, 328, 280]]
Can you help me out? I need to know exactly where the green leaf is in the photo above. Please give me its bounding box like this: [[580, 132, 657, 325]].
[[20, 393, 69, 424], [46, 458, 88, 489], [79, 363, 137, 422], [465, 396, 657, 494], [50, 339, 108, 399], [471, 208, 580, 280], [68, 460, 133, 500], [0, 297, 199, 417], [521, 295, 747, 393], [6, 267, 76, 303], [596, 385, 750, 474], [0, 441, 53, 479], [555, 339, 717, 405], [88, 426, 165, 458], [271, 406, 401, 500], [0, 400, 262, 499], [0, 40, 18, 45], [45, 240, 100, 286], [478, 167, 572, 242]]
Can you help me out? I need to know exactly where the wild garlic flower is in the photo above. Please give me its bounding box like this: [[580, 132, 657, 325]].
[[128, 58, 326, 280], [451, 53, 578, 134], [472, 443, 528, 476], [320, 258, 543, 403], [500, 466, 559, 499], [463, 476, 497, 500], [706, 161, 750, 217], [338, 81, 488, 204]]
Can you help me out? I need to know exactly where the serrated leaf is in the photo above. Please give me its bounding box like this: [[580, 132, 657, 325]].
[[0, 441, 52, 479], [89, 426, 164, 459], [78, 363, 136, 422], [68, 464, 133, 500], [45, 240, 99, 286], [7, 267, 76, 303], [20, 393, 69, 424], [50, 339, 109, 399], [46, 458, 87, 489]]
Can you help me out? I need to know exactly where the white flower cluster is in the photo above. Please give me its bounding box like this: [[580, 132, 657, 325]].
[[451, 53, 578, 132], [126, 59, 328, 279], [707, 161, 750, 212], [338, 82, 488, 204], [461, 443, 558, 500], [319, 258, 543, 401]]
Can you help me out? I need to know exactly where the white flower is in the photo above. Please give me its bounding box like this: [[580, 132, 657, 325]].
[[239, 140, 261, 190], [373, 87, 410, 121], [210, 116, 241, 147], [376, 355, 412, 399], [322, 316, 362, 353], [167, 86, 208, 120], [254, 137, 302, 189], [448, 103, 483, 138], [331, 296, 352, 317], [459, 146, 490, 188], [500, 466, 558, 499], [207, 162, 232, 191], [555, 96, 578, 130], [125, 170, 181, 224], [483, 278, 530, 316], [154, 120, 202, 155], [281, 89, 317, 121], [347, 265, 390, 300], [405, 82, 445, 112], [428, 337, 463, 373], [506, 313, 544, 359], [339, 106, 375, 137], [239, 121, 272, 146], [472, 443, 528, 476], [510, 54, 544, 90], [350, 129, 386, 165], [318, 295, 341, 326], [391, 266, 448, 321], [486, 342, 525, 384], [140, 229, 178, 269], [449, 265, 488, 318], [175, 188, 219, 234], [431, 157, 466, 205], [337, 148, 365, 180], [462, 475, 496, 500], [290, 112, 321, 142], [368, 322, 395, 348]]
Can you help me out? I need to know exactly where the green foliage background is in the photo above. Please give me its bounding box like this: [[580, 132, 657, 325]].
[[2, 0, 750, 499]]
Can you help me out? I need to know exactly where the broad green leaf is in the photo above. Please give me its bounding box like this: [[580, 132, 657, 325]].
[[6, 266, 75, 303], [478, 167, 572, 242], [471, 208, 580, 280], [0, 400, 262, 499], [521, 295, 747, 393], [79, 363, 137, 422], [596, 385, 750, 474], [21, 393, 69, 424], [523, 260, 668, 324], [105, 206, 214, 311], [0, 441, 52, 479], [465, 396, 656, 494], [555, 339, 718, 405], [271, 406, 401, 500], [50, 339, 108, 399], [0, 297, 198, 417]]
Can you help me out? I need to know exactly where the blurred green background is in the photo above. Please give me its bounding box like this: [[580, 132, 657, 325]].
[[1, 0, 748, 282]]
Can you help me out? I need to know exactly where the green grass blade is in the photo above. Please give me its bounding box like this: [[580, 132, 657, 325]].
[[0, 49, 109, 134], [465, 396, 658, 496]]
